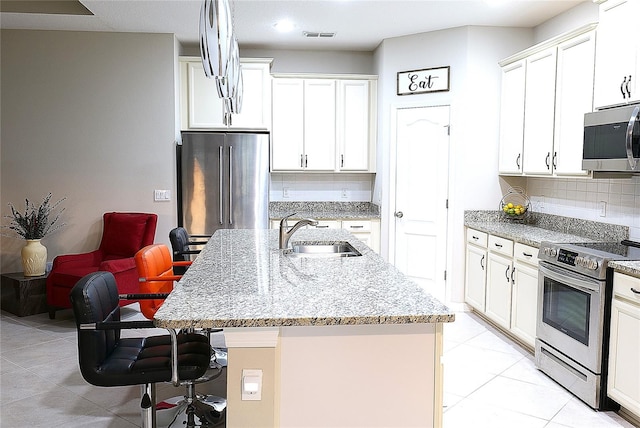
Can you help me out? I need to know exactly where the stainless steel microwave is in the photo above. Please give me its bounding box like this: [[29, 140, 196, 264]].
[[583, 104, 640, 177]]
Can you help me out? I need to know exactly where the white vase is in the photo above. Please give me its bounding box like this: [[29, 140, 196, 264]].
[[21, 239, 47, 277]]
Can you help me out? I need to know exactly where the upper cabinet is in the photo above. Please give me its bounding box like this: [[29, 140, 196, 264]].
[[271, 75, 377, 173], [179, 57, 272, 130], [498, 25, 596, 177], [593, 0, 640, 109]]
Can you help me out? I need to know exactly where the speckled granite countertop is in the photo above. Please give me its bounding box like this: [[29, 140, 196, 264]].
[[609, 260, 640, 277], [269, 202, 380, 220], [465, 211, 629, 248], [153, 228, 453, 329]]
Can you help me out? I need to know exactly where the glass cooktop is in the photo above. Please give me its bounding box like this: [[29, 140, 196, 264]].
[[570, 240, 640, 260]]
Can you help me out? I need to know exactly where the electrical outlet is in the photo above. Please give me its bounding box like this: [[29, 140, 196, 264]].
[[599, 201, 607, 217], [341, 188, 348, 198], [283, 187, 290, 198]]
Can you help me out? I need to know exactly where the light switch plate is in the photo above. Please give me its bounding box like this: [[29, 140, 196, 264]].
[[154, 189, 171, 202]]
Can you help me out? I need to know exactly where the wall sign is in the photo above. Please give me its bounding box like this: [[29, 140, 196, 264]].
[[397, 66, 450, 96]]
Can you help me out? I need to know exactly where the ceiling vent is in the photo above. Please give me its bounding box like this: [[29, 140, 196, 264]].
[[303, 31, 336, 38]]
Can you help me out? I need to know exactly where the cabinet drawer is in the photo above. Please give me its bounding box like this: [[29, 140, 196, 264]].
[[466, 229, 488, 247], [341, 220, 371, 232], [489, 235, 514, 257], [310, 220, 341, 230], [514, 243, 539, 265], [613, 272, 640, 303]]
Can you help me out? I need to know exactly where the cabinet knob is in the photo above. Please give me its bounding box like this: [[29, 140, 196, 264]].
[[394, 211, 404, 218]]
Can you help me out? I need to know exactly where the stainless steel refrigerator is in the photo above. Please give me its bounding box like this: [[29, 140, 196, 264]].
[[177, 131, 270, 235]]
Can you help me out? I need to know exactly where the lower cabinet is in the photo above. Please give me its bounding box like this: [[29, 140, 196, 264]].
[[608, 272, 640, 420], [465, 229, 539, 349], [271, 218, 380, 253]]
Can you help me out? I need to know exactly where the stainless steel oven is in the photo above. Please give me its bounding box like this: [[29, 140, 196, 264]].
[[535, 240, 640, 410]]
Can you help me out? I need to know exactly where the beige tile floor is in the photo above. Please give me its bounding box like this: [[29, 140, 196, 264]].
[[0, 306, 637, 427]]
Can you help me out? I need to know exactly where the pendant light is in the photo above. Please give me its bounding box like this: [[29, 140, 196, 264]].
[[199, 0, 232, 79]]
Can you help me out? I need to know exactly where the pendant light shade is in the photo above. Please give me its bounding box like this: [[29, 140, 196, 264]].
[[199, 0, 232, 79], [229, 37, 243, 114]]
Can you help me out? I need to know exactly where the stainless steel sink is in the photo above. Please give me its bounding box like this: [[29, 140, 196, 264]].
[[284, 241, 362, 258]]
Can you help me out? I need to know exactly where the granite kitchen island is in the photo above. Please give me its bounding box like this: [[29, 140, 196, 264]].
[[154, 228, 454, 427]]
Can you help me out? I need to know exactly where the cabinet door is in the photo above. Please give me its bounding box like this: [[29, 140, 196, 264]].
[[272, 79, 304, 171], [608, 297, 640, 415], [465, 244, 487, 312], [523, 48, 557, 175], [486, 252, 513, 329], [594, 0, 640, 109], [182, 60, 225, 129], [554, 31, 595, 176], [304, 79, 336, 171], [231, 62, 271, 129], [337, 80, 370, 171], [498, 60, 526, 174], [511, 261, 538, 348]]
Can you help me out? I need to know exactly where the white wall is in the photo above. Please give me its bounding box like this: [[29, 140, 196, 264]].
[[372, 26, 533, 303], [1, 30, 178, 273], [270, 173, 373, 202]]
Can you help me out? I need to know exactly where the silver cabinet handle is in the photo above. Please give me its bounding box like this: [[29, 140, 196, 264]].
[[350, 225, 364, 229], [480, 255, 485, 270], [472, 235, 479, 241], [300, 154, 304, 168], [516, 153, 521, 170], [494, 243, 503, 248], [505, 266, 510, 283], [552, 151, 557, 169], [316, 225, 329, 229], [621, 76, 627, 99], [395, 211, 404, 218], [626, 75, 632, 98], [626, 105, 639, 170], [511, 266, 516, 284], [341, 154, 344, 168], [522, 252, 533, 258], [229, 145, 233, 225], [305, 155, 308, 168], [631, 288, 640, 295], [219, 146, 224, 225]]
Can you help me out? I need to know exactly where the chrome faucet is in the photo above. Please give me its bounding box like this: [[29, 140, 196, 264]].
[[279, 213, 318, 249]]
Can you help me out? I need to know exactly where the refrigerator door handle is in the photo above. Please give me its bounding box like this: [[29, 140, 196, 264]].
[[229, 145, 233, 225], [219, 146, 224, 225]]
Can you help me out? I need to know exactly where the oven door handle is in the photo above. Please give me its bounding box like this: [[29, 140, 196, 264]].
[[538, 262, 601, 293]]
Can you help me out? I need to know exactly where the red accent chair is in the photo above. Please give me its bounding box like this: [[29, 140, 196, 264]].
[[46, 212, 157, 318]]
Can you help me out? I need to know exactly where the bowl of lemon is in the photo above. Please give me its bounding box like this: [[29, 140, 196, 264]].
[[499, 187, 530, 219]]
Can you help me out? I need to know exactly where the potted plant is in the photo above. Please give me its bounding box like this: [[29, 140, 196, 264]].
[[4, 193, 65, 276]]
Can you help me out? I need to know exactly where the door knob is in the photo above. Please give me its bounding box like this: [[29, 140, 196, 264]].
[[395, 211, 404, 218]]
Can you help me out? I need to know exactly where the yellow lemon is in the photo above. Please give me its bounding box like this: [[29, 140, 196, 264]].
[[507, 202, 514, 209]]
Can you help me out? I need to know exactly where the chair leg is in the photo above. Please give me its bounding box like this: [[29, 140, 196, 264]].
[[140, 383, 157, 428]]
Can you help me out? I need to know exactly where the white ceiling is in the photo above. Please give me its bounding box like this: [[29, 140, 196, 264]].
[[0, 0, 587, 51]]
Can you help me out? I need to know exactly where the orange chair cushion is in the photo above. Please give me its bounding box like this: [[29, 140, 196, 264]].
[[135, 244, 176, 319]]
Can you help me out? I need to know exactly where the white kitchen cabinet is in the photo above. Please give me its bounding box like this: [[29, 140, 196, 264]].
[[271, 78, 335, 171], [464, 229, 488, 312], [179, 57, 272, 130], [271, 75, 377, 173], [498, 60, 526, 175], [522, 48, 557, 175], [510, 243, 539, 348], [337, 80, 374, 172], [498, 24, 597, 178], [594, 0, 640, 109], [608, 272, 640, 420], [303, 79, 337, 171], [485, 235, 514, 330], [270, 218, 380, 253], [553, 31, 595, 176], [342, 219, 380, 254]]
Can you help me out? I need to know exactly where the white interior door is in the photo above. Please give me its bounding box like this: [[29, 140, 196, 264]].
[[394, 105, 450, 301]]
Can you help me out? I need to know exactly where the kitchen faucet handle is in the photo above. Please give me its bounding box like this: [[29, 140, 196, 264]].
[[280, 212, 298, 228]]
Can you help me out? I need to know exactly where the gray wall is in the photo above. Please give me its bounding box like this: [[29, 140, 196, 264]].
[[1, 30, 177, 273]]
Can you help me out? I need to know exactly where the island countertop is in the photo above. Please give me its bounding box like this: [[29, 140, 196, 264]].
[[153, 229, 454, 329]]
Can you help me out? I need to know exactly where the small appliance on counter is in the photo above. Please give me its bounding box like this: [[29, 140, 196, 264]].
[[535, 239, 640, 410]]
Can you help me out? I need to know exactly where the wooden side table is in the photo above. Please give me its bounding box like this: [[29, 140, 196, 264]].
[[1, 272, 48, 317]]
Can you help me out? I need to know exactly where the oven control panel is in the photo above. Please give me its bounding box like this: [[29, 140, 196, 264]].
[[539, 242, 608, 278]]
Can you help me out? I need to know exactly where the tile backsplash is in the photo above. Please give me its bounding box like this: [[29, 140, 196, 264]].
[[526, 176, 640, 240], [270, 173, 374, 202]]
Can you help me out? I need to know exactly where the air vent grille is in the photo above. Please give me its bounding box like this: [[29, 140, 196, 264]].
[[303, 31, 336, 38]]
